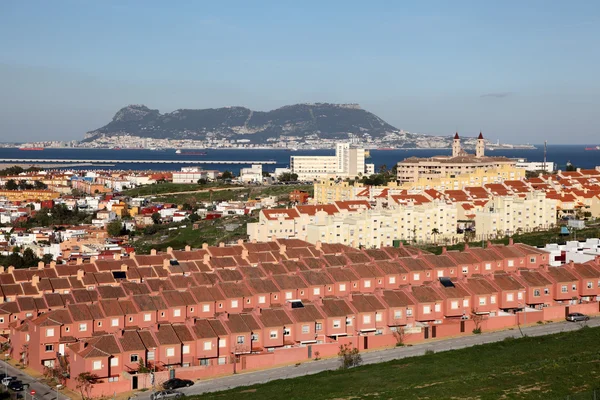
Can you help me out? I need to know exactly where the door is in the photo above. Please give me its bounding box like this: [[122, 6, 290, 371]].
[[424, 327, 429, 339], [363, 336, 368, 350], [58, 344, 65, 356], [132, 376, 138, 390], [307, 345, 312, 359], [432, 326, 437, 339]]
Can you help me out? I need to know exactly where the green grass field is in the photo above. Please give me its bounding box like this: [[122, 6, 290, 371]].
[[192, 326, 600, 400]]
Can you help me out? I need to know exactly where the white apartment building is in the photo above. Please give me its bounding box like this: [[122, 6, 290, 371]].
[[474, 191, 557, 239], [290, 143, 367, 180], [515, 159, 555, 173], [240, 164, 263, 182]]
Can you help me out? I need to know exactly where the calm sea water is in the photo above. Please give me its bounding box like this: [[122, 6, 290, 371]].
[[0, 145, 598, 174]]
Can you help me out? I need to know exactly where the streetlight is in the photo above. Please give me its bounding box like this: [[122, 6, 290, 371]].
[[150, 348, 156, 398], [56, 384, 63, 400], [4, 353, 9, 378]]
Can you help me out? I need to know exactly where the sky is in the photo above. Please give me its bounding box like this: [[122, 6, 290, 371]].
[[0, 1, 599, 144]]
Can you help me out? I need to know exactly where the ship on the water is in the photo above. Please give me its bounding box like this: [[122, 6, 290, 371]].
[[19, 147, 44, 151], [585, 146, 600, 151], [175, 149, 207, 155]]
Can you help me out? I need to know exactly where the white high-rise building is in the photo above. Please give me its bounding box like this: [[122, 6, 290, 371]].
[[291, 143, 367, 180]]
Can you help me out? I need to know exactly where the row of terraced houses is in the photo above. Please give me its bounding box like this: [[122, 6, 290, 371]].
[[2, 239, 600, 396]]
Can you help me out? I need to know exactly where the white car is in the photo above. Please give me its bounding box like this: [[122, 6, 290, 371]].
[[2, 376, 16, 386]]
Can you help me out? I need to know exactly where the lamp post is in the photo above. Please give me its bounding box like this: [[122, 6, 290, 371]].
[[150, 348, 156, 398], [56, 384, 63, 400], [4, 353, 9, 379]]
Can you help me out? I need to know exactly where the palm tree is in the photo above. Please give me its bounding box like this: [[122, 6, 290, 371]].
[[431, 228, 440, 244]]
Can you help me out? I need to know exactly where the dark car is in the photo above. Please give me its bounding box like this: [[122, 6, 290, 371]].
[[162, 378, 194, 390], [566, 312, 590, 322], [8, 380, 24, 391]]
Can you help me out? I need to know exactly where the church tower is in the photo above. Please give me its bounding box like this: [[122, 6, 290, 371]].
[[476, 132, 485, 158], [452, 132, 461, 157]]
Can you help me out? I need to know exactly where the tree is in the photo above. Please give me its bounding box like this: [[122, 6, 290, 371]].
[[106, 220, 123, 237], [220, 171, 234, 180], [278, 172, 298, 182], [5, 180, 18, 191], [34, 180, 48, 190], [42, 254, 54, 264], [151, 212, 162, 225], [22, 248, 37, 267], [137, 358, 150, 373], [566, 162, 576, 172], [431, 228, 440, 244], [189, 213, 200, 223], [262, 171, 271, 178], [75, 372, 102, 400], [197, 178, 208, 185], [337, 343, 362, 369]]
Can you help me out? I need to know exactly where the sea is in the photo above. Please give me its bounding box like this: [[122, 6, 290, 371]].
[[1, 145, 599, 175]]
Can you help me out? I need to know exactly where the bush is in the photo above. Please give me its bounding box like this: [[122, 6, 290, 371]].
[[424, 349, 435, 355], [472, 328, 482, 334], [338, 344, 362, 370]]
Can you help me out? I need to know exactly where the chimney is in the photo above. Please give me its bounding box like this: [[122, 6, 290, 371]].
[[242, 249, 249, 258], [219, 242, 225, 248], [121, 263, 128, 272], [185, 245, 191, 252], [117, 329, 124, 338], [464, 243, 469, 250], [90, 256, 97, 263], [167, 246, 173, 254], [315, 241, 322, 251], [251, 239, 257, 244], [32, 274, 40, 287], [203, 254, 211, 264], [509, 238, 514, 245], [202, 243, 209, 250], [0, 267, 4, 274], [163, 259, 171, 268], [50, 261, 57, 269], [279, 244, 287, 255], [441, 247, 447, 254], [77, 269, 85, 280], [569, 260, 575, 268], [38, 261, 45, 270], [7, 266, 14, 274], [487, 240, 493, 248], [237, 239, 244, 246], [114, 253, 121, 261], [150, 249, 157, 256], [76, 257, 83, 265]]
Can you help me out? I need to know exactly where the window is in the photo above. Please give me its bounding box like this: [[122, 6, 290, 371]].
[[437, 270, 444, 278], [93, 360, 102, 370], [161, 312, 166, 317], [572, 284, 577, 291], [217, 357, 226, 365], [258, 296, 266, 304], [561, 285, 568, 293], [406, 308, 413, 317], [315, 322, 322, 331], [46, 328, 55, 337], [302, 325, 310, 334], [339, 283, 346, 292], [451, 301, 459, 309], [128, 317, 133, 322], [285, 292, 293, 300], [508, 260, 514, 267], [479, 297, 486, 306], [490, 295, 496, 304], [108, 376, 119, 382], [111, 318, 119, 327], [544, 288, 549, 295], [237, 336, 245, 344], [130, 354, 139, 363], [423, 305, 431, 314], [363, 315, 371, 323], [364, 280, 371, 288], [203, 341, 211, 351], [507, 293, 514, 301], [166, 348, 175, 357], [587, 282, 593, 289], [147, 351, 155, 361], [534, 289, 541, 297], [246, 298, 251, 304], [97, 321, 102, 327], [394, 310, 402, 319], [202, 304, 210, 313], [333, 320, 341, 328], [462, 299, 469, 307], [270, 330, 278, 339], [144, 313, 152, 322], [190, 307, 194, 312], [231, 300, 238, 308], [413, 273, 420, 281], [389, 276, 396, 284], [313, 287, 320, 295], [79, 323, 87, 332], [110, 357, 118, 367], [462, 267, 468, 274], [375, 313, 382, 322], [485, 263, 492, 271], [434, 304, 441, 312], [284, 327, 291, 336], [45, 344, 54, 352], [0, 318, 4, 324], [200, 358, 210, 366], [517, 292, 523, 300], [530, 257, 536, 263], [183, 345, 190, 354], [218, 339, 226, 348], [173, 309, 181, 317]]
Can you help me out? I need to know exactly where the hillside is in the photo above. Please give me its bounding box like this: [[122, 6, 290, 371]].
[[83, 103, 442, 147]]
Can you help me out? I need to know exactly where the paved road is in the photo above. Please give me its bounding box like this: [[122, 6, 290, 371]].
[[0, 360, 70, 400], [134, 318, 599, 398]]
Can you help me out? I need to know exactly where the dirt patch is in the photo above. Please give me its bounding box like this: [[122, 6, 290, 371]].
[[239, 389, 257, 393]]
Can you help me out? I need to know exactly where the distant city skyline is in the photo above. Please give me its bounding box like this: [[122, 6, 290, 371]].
[[1, 1, 599, 144]]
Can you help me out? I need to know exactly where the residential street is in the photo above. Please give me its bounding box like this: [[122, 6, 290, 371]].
[[138, 318, 599, 398], [0, 360, 70, 400]]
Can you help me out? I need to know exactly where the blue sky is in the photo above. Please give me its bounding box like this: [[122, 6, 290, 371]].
[[1, 1, 598, 143]]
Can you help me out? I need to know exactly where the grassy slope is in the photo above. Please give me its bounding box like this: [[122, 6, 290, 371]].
[[192, 326, 600, 400]]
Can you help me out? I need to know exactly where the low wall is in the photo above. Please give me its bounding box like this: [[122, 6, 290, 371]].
[[241, 347, 308, 370], [517, 310, 544, 325], [482, 315, 517, 331], [569, 302, 600, 315], [542, 306, 567, 321]]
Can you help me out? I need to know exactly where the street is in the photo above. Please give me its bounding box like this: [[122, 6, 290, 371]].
[[0, 361, 70, 400], [140, 317, 599, 398]]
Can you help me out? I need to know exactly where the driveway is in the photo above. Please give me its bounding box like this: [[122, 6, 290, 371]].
[[138, 317, 599, 398]]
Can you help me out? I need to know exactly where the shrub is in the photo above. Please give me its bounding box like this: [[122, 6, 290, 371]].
[[338, 344, 362, 370], [472, 328, 482, 334]]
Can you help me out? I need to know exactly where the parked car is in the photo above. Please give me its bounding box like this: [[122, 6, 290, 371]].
[[566, 312, 590, 322], [150, 390, 184, 400], [2, 376, 16, 386], [162, 378, 194, 390], [8, 380, 24, 391]]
